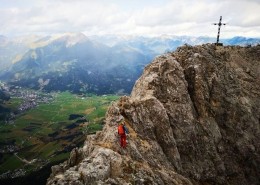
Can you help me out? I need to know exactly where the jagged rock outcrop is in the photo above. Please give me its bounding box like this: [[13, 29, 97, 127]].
[[47, 44, 260, 185]]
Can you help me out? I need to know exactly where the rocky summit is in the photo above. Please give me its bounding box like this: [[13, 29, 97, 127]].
[[47, 44, 260, 185]]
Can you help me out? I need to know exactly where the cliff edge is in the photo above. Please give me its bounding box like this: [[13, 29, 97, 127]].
[[47, 44, 260, 185]]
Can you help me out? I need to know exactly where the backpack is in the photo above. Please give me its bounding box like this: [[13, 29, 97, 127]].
[[118, 124, 125, 135], [123, 125, 129, 134]]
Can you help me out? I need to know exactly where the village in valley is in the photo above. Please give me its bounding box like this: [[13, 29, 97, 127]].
[[0, 81, 54, 124]]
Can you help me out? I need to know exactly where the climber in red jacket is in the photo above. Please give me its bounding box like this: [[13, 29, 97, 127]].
[[118, 121, 129, 148]]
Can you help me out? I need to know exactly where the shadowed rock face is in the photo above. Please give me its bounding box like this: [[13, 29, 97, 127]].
[[47, 44, 260, 185]]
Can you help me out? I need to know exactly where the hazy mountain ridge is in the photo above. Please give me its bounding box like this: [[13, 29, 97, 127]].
[[0, 34, 259, 94], [0, 34, 150, 94], [88, 34, 260, 53]]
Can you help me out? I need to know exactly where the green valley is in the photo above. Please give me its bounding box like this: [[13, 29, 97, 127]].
[[0, 91, 119, 179]]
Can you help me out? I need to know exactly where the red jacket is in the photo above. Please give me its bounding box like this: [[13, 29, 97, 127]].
[[118, 124, 125, 135]]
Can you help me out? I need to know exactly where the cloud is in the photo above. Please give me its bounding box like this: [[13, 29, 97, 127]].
[[130, 0, 260, 37], [0, 0, 260, 37]]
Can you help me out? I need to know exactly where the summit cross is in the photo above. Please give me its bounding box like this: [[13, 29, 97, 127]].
[[213, 16, 226, 45]]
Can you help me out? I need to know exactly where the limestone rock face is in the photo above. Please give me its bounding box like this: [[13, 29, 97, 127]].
[[47, 44, 260, 185]]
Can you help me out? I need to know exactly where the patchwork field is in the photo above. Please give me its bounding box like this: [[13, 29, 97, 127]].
[[0, 92, 119, 176]]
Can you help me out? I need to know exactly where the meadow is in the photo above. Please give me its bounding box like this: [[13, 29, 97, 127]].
[[0, 92, 119, 175]]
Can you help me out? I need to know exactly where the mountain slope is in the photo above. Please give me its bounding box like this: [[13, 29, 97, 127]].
[[47, 44, 260, 184], [1, 34, 150, 94]]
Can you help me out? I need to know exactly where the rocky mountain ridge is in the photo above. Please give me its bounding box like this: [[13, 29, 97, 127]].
[[47, 44, 260, 185]]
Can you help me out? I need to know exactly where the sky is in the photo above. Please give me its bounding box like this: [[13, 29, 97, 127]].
[[1, 0, 260, 38]]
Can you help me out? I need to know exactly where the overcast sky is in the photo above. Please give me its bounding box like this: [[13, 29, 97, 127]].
[[1, 0, 260, 38]]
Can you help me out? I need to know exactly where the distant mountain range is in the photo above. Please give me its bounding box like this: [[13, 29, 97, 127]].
[[0, 33, 259, 94]]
